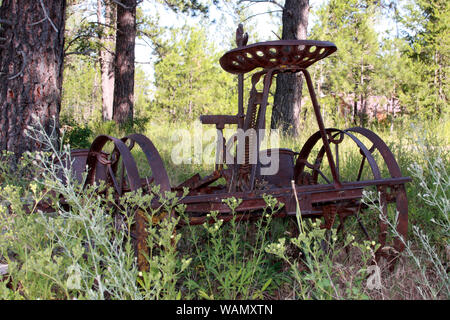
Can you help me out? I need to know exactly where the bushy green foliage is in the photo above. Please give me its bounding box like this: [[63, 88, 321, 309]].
[[62, 124, 94, 150], [309, 0, 448, 124], [62, 55, 153, 128], [398, 0, 449, 119], [309, 0, 386, 126], [61, 56, 102, 124], [179, 195, 288, 299]]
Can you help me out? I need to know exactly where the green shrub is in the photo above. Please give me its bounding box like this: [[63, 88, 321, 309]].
[[62, 125, 93, 149]]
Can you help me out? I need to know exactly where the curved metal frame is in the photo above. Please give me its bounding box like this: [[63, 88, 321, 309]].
[[294, 127, 408, 260], [121, 133, 171, 194], [85, 135, 141, 194]]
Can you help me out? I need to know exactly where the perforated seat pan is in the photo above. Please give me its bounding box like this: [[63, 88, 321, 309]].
[[219, 40, 337, 74]]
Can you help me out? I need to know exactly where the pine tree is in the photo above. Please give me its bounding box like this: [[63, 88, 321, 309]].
[[0, 0, 67, 156], [397, 0, 449, 118], [97, 0, 116, 121], [112, 0, 137, 126], [270, 0, 310, 136], [310, 0, 381, 126]]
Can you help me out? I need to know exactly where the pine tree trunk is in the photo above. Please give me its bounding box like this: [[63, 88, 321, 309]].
[[359, 59, 365, 126], [352, 99, 357, 125], [360, 93, 366, 126], [98, 0, 116, 121], [0, 0, 66, 156], [270, 0, 309, 137], [112, 0, 136, 126]]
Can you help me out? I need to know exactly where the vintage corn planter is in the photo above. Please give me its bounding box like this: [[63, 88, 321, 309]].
[[68, 25, 410, 271]]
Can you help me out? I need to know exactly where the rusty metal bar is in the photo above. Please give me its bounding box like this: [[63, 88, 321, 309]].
[[301, 69, 341, 188], [250, 68, 275, 190]]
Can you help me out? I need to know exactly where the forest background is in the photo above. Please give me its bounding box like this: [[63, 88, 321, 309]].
[[0, 0, 448, 300]]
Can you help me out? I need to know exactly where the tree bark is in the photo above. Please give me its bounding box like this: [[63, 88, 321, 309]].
[[270, 0, 309, 137], [352, 97, 357, 125], [97, 0, 116, 121], [359, 58, 366, 126], [0, 0, 66, 156], [112, 0, 136, 126]]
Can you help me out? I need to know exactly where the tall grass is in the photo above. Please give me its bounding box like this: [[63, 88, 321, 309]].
[[0, 118, 448, 300]]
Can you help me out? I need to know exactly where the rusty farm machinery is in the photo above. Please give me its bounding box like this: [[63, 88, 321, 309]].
[[64, 25, 410, 271]]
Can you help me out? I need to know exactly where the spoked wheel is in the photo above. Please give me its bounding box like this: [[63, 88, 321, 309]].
[[85, 134, 172, 271], [294, 128, 408, 266], [85, 135, 141, 194]]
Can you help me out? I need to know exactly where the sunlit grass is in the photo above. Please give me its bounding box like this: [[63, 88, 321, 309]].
[[1, 116, 448, 300]]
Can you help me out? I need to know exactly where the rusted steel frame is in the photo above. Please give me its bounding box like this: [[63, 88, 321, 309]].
[[183, 197, 281, 216], [217, 128, 225, 170], [242, 70, 266, 131], [121, 133, 171, 193], [308, 187, 363, 204], [335, 142, 339, 181], [198, 115, 240, 170], [180, 176, 410, 205], [185, 170, 222, 191], [84, 135, 152, 271], [345, 127, 403, 178], [85, 135, 141, 192], [235, 24, 248, 129], [118, 134, 173, 272], [301, 70, 341, 188], [300, 129, 382, 183], [241, 66, 295, 190], [345, 127, 409, 253], [229, 70, 266, 191], [287, 188, 364, 215], [377, 185, 389, 248], [238, 74, 245, 129], [250, 68, 276, 190], [321, 205, 337, 229], [178, 178, 411, 215], [392, 184, 408, 254], [255, 69, 276, 132], [181, 190, 365, 226], [199, 115, 239, 127], [61, 149, 109, 184], [176, 173, 201, 189], [219, 40, 337, 74], [198, 25, 248, 173], [218, 133, 227, 171], [181, 186, 364, 208], [294, 128, 380, 183]]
